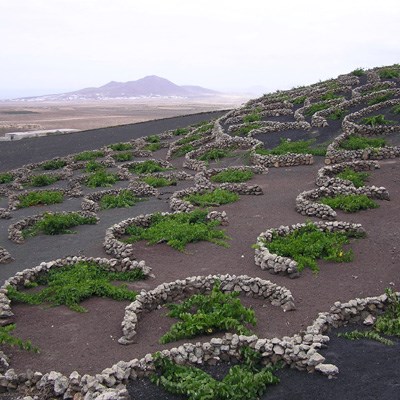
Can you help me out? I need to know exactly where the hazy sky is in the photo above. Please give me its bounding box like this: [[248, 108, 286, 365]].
[[1, 0, 399, 98]]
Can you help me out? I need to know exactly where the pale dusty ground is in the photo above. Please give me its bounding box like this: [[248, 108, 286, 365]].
[[0, 96, 248, 135]]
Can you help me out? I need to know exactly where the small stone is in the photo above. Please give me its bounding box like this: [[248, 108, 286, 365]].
[[315, 363, 339, 377], [363, 314, 376, 326]]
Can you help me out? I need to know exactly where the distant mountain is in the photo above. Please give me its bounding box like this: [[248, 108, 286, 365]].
[[12, 76, 220, 101]]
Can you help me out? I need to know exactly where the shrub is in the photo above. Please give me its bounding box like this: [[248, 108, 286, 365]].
[[109, 142, 133, 151], [304, 102, 330, 117], [112, 152, 133, 162], [124, 209, 230, 251], [100, 190, 143, 209], [339, 135, 386, 150], [292, 95, 307, 105], [336, 168, 370, 188], [160, 281, 256, 344], [199, 148, 233, 161], [74, 150, 104, 161], [173, 127, 190, 136], [143, 143, 162, 152], [235, 122, 261, 136], [255, 139, 326, 156], [184, 188, 239, 207], [210, 169, 254, 183], [195, 122, 214, 133], [243, 112, 261, 123], [379, 67, 400, 79], [391, 104, 400, 115], [17, 191, 64, 208], [367, 94, 392, 106], [321, 92, 342, 101], [319, 194, 379, 212], [0, 324, 39, 353], [7, 262, 144, 312], [0, 173, 13, 184], [22, 212, 97, 237], [176, 134, 202, 145], [128, 160, 170, 174], [141, 176, 177, 187], [172, 144, 195, 158], [361, 114, 394, 127], [41, 160, 67, 170], [265, 223, 364, 272], [29, 174, 59, 187], [85, 161, 104, 172], [352, 68, 365, 77], [146, 135, 160, 143], [327, 109, 348, 120], [86, 170, 118, 188]]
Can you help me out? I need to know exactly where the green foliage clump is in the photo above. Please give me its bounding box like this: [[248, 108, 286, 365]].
[[336, 168, 370, 188], [86, 170, 118, 188], [292, 95, 307, 105], [321, 92, 342, 101], [129, 160, 169, 174], [0, 324, 39, 353], [100, 190, 143, 210], [199, 148, 233, 161], [124, 209, 230, 251], [41, 160, 67, 170], [0, 173, 13, 184], [184, 188, 239, 207], [151, 350, 279, 400], [379, 67, 400, 79], [367, 94, 392, 106], [17, 190, 64, 208], [340, 135, 386, 150], [141, 176, 177, 187], [351, 68, 365, 77], [172, 144, 195, 158], [74, 150, 104, 161], [160, 281, 256, 344], [210, 169, 254, 183], [146, 135, 160, 143], [85, 161, 104, 172], [361, 115, 394, 127], [265, 223, 363, 272], [7, 262, 144, 312], [194, 122, 214, 133], [255, 139, 326, 156], [243, 112, 261, 124], [304, 102, 330, 117], [173, 127, 190, 136], [29, 174, 59, 187], [109, 142, 133, 151], [144, 142, 162, 152], [235, 123, 261, 136], [176, 134, 202, 146], [391, 104, 400, 115], [327, 109, 348, 120], [22, 212, 97, 237], [319, 194, 379, 212], [339, 288, 400, 346], [112, 152, 133, 162]]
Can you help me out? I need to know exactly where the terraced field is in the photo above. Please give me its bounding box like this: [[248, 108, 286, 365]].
[[0, 65, 399, 400]]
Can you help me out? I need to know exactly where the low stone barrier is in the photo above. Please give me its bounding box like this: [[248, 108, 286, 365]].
[[0, 247, 12, 264]]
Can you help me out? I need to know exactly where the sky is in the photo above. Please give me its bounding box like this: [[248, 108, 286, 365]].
[[1, 0, 399, 99]]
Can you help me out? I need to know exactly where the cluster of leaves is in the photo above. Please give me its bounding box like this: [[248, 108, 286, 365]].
[[86, 170, 119, 188], [22, 212, 97, 237], [292, 95, 307, 105], [29, 174, 59, 187], [176, 133, 202, 146], [361, 114, 395, 127], [74, 150, 104, 161], [243, 112, 261, 124], [7, 262, 144, 312], [144, 142, 162, 152], [0, 324, 39, 353], [124, 209, 230, 251], [265, 223, 363, 272], [339, 135, 386, 150], [319, 194, 379, 213], [336, 168, 370, 188], [321, 91, 343, 101], [85, 161, 104, 172], [129, 160, 169, 174], [339, 288, 400, 345], [41, 160, 67, 170], [99, 190, 143, 209], [255, 139, 326, 156], [112, 152, 133, 162], [109, 142, 133, 151], [351, 68, 365, 77], [17, 190, 64, 208], [173, 127, 190, 136], [199, 148, 233, 162], [184, 188, 239, 207], [327, 108, 348, 120], [146, 135, 160, 143], [141, 176, 177, 188], [304, 102, 331, 117], [379, 67, 400, 79], [235, 122, 262, 136], [172, 144, 195, 158], [0, 173, 13, 184], [151, 348, 279, 400], [367, 94, 392, 106], [391, 104, 400, 115], [194, 122, 214, 133], [210, 169, 254, 183], [160, 281, 256, 344]]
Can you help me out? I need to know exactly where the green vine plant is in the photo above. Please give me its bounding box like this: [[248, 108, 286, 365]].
[[0, 324, 39, 353], [339, 288, 400, 346], [150, 347, 280, 400], [159, 281, 256, 344]]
